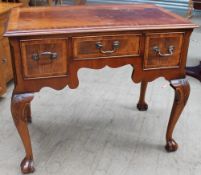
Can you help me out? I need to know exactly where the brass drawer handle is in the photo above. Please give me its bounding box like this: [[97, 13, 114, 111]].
[[153, 45, 174, 57], [32, 52, 58, 61], [96, 41, 120, 54]]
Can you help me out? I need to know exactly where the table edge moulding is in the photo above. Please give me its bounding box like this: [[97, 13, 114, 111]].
[[5, 4, 198, 174]]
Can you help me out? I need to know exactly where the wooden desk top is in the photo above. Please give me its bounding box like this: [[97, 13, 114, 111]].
[[0, 2, 22, 15], [5, 4, 197, 37]]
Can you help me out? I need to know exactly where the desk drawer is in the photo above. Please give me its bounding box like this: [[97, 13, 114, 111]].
[[73, 34, 141, 60], [144, 33, 184, 69], [20, 38, 68, 79]]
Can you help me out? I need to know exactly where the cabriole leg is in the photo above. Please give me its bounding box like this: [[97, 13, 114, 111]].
[[25, 104, 32, 123], [165, 79, 190, 152], [11, 93, 35, 174], [137, 81, 148, 111]]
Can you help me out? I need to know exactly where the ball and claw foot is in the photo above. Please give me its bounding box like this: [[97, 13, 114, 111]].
[[20, 157, 35, 174], [165, 139, 178, 152], [137, 103, 148, 111]]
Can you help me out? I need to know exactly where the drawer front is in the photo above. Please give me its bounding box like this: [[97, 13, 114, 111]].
[[144, 33, 184, 69], [20, 38, 68, 79], [73, 34, 141, 60]]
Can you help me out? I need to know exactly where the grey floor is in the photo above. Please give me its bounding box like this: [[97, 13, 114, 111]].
[[0, 8, 201, 175]]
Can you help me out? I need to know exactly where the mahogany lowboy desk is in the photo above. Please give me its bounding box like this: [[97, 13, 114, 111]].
[[5, 4, 197, 174]]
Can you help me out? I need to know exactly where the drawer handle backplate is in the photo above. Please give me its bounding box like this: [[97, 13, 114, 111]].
[[96, 41, 120, 55], [32, 52, 58, 61], [153, 45, 174, 57]]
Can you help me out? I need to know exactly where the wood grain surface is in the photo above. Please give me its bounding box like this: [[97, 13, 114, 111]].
[[5, 4, 197, 37]]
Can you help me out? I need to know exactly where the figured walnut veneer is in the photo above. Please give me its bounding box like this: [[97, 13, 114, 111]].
[[73, 34, 141, 60], [5, 4, 198, 174], [20, 38, 68, 79], [6, 5, 196, 36], [144, 33, 184, 69]]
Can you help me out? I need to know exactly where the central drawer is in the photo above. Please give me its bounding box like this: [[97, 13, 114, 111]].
[[72, 34, 141, 60]]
